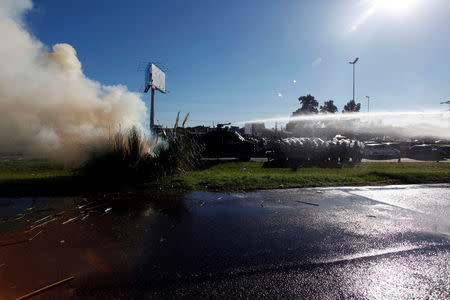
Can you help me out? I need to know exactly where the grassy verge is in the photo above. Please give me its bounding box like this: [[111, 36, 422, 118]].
[[150, 161, 450, 192], [1, 160, 449, 196], [0, 160, 73, 180], [0, 160, 81, 196], [0, 128, 203, 196]]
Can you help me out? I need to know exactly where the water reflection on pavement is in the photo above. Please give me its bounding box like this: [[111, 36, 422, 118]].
[[0, 184, 448, 299]]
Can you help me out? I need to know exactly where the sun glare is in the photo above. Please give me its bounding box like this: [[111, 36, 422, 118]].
[[351, 0, 422, 32], [373, 0, 420, 15]]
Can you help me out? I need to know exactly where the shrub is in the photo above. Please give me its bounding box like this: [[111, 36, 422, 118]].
[[80, 127, 204, 183]]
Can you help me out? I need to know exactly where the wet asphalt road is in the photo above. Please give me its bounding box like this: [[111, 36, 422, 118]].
[[0, 184, 449, 299], [203, 157, 450, 162]]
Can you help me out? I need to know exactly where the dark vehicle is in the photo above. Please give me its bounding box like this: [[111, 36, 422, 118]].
[[437, 145, 450, 158], [364, 143, 401, 159], [384, 142, 414, 156], [201, 126, 256, 161], [434, 140, 449, 145], [407, 144, 446, 161]]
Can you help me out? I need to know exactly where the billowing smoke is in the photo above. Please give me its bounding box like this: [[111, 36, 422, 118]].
[[0, 0, 148, 164], [241, 111, 450, 140]]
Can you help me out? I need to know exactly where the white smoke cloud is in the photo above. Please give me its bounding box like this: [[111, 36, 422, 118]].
[[239, 111, 450, 140], [0, 0, 148, 163]]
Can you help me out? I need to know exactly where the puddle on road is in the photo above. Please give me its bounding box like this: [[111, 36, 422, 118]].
[[0, 192, 190, 299], [0, 188, 448, 299], [0, 197, 36, 217]]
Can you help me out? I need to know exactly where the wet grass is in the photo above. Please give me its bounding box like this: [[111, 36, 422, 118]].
[[151, 161, 450, 192]]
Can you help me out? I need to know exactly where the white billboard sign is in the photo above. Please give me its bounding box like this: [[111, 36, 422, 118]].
[[150, 64, 165, 93]]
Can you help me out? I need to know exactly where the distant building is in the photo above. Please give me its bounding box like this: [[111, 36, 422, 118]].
[[244, 123, 265, 136]]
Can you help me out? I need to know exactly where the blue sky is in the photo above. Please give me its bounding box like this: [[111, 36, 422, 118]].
[[26, 0, 450, 127]]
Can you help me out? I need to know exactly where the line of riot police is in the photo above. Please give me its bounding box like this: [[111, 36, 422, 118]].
[[263, 136, 365, 163], [193, 124, 365, 164]]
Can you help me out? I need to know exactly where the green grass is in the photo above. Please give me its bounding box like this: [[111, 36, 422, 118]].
[[1, 160, 449, 196], [0, 160, 73, 180], [0, 160, 80, 196], [0, 160, 78, 196], [150, 161, 450, 192]]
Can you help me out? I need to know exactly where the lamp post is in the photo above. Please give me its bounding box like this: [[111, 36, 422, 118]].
[[366, 95, 371, 112], [441, 100, 450, 128], [441, 100, 450, 111], [349, 57, 359, 103]]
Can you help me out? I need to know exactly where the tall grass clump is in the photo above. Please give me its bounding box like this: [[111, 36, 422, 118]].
[[140, 134, 203, 179], [80, 126, 203, 184]]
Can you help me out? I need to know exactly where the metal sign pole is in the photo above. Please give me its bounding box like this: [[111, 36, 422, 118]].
[[150, 87, 155, 131], [144, 63, 165, 132]]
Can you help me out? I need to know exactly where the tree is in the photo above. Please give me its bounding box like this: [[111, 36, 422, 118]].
[[320, 100, 338, 114], [292, 94, 319, 116], [342, 100, 361, 113], [287, 94, 319, 134]]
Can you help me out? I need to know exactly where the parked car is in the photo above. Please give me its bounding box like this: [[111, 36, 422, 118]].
[[434, 140, 449, 145], [384, 142, 419, 156], [437, 145, 450, 158], [407, 145, 446, 161], [364, 143, 400, 159]]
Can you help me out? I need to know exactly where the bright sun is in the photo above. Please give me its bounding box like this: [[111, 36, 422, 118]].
[[373, 0, 420, 15], [351, 0, 422, 32]]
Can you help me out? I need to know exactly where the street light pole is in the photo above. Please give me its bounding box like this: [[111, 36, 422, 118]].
[[349, 57, 359, 103], [441, 100, 450, 128], [441, 100, 450, 111], [366, 96, 370, 112], [353, 63, 355, 102]]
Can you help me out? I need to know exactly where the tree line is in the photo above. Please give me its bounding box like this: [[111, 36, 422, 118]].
[[292, 94, 361, 116], [286, 94, 362, 136]]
